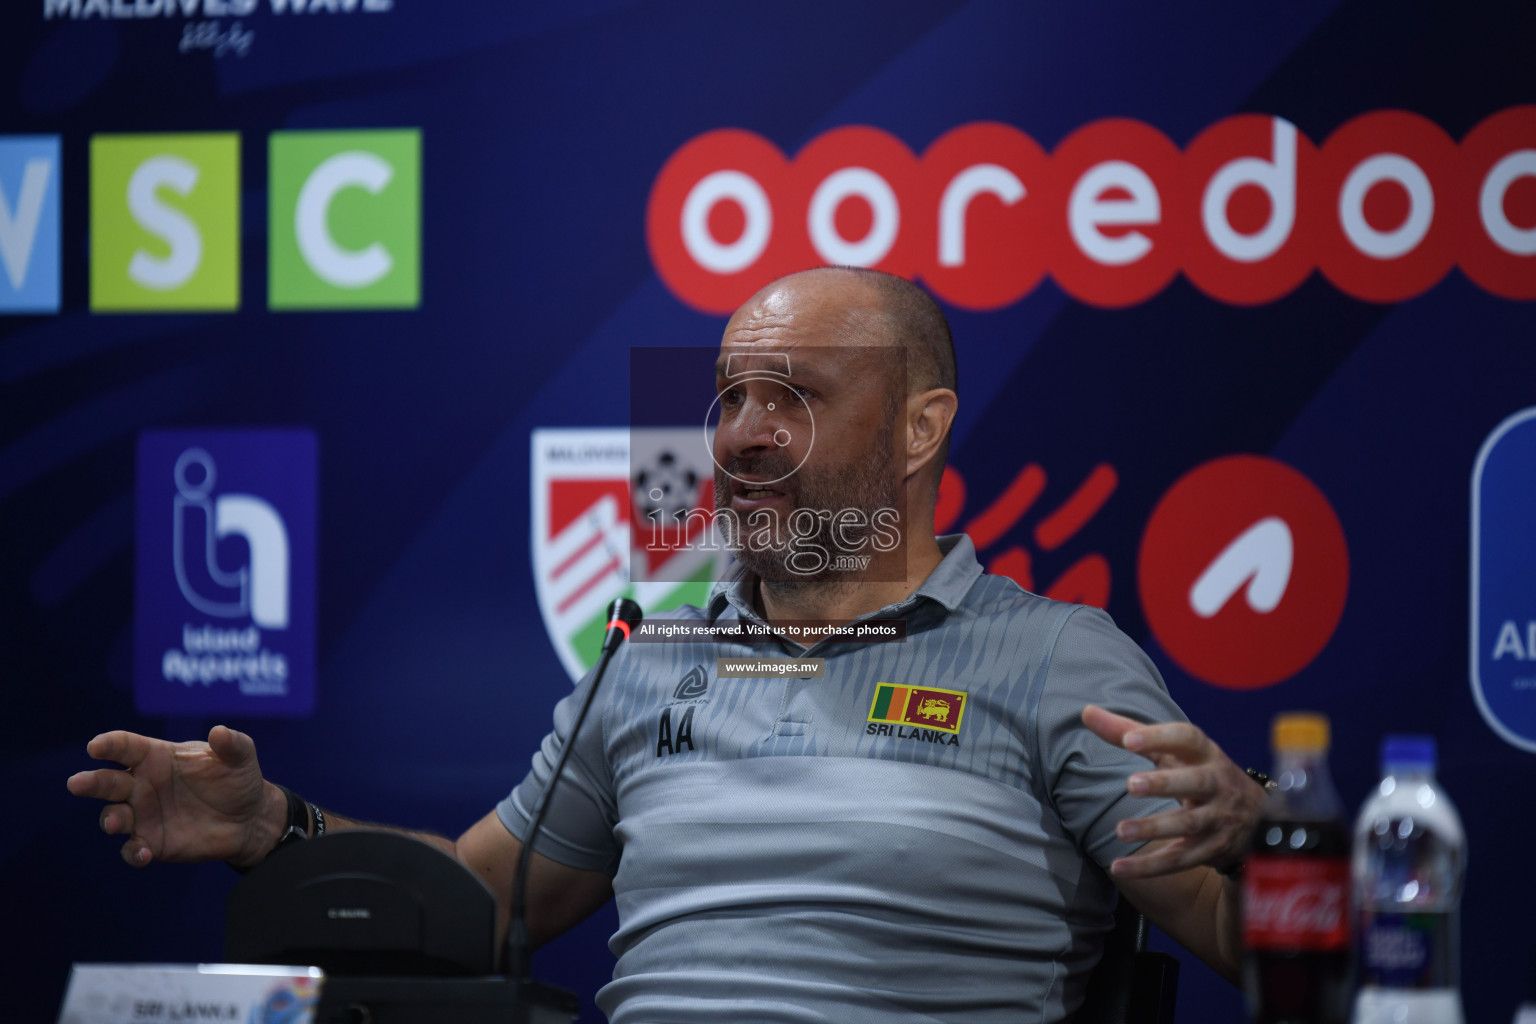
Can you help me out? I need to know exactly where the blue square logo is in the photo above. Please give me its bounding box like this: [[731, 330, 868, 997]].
[[134, 429, 319, 717], [0, 136, 62, 313], [1473, 407, 1536, 753]]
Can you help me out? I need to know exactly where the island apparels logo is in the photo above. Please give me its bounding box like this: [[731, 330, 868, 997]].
[[134, 429, 317, 716]]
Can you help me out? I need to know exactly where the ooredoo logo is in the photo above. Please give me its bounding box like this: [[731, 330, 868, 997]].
[[647, 107, 1536, 313], [1137, 455, 1348, 690]]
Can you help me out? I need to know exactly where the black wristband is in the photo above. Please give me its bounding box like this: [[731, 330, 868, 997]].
[[273, 784, 311, 851], [228, 784, 309, 875]]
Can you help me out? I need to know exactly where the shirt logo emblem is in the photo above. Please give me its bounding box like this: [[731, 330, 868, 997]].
[[868, 683, 967, 734], [674, 664, 709, 701]]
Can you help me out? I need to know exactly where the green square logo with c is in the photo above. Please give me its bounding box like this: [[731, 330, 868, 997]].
[[269, 129, 421, 310], [90, 133, 240, 312]]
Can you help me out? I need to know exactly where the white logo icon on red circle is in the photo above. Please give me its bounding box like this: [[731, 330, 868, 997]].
[[1138, 455, 1348, 690]]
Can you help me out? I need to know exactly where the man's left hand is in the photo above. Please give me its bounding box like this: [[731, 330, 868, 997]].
[[1081, 704, 1266, 879]]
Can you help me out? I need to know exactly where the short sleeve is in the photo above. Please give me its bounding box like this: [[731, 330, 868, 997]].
[[497, 662, 622, 875], [1035, 605, 1189, 870]]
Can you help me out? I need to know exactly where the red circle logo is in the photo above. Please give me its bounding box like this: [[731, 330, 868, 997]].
[[1138, 455, 1349, 690]]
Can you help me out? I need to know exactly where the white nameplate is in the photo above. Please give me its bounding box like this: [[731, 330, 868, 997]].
[[57, 964, 323, 1024]]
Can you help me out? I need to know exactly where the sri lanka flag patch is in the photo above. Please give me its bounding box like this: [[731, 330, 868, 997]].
[[867, 683, 967, 734]]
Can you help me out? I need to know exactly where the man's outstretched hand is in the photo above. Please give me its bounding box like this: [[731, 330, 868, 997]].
[[66, 726, 284, 869], [1081, 705, 1266, 880]]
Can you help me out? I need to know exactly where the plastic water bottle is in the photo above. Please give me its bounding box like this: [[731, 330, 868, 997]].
[[1351, 735, 1466, 1024], [1514, 950, 1536, 1024]]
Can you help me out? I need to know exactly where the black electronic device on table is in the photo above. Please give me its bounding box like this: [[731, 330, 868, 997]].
[[225, 829, 577, 1024], [227, 599, 645, 1023]]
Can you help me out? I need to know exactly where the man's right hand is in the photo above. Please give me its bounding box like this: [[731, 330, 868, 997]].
[[66, 725, 287, 869]]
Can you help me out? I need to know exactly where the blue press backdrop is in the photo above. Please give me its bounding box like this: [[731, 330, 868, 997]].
[[5, 2, 1535, 1020]]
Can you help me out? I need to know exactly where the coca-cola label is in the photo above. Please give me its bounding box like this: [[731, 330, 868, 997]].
[[1243, 855, 1350, 951]]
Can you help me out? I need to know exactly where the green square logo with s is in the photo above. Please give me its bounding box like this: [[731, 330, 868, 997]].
[[90, 134, 240, 312], [269, 129, 421, 310]]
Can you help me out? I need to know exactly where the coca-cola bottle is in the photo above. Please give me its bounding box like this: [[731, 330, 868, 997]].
[[1243, 712, 1352, 1024]]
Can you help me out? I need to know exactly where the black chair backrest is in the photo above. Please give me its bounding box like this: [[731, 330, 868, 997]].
[[1069, 898, 1179, 1024]]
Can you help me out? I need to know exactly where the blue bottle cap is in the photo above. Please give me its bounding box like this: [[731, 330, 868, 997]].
[[1381, 734, 1437, 769]]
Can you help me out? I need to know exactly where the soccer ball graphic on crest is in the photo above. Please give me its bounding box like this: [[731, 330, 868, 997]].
[[633, 449, 701, 523]]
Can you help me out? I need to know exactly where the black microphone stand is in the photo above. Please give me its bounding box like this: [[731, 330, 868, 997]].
[[226, 605, 642, 1024], [504, 598, 642, 1018]]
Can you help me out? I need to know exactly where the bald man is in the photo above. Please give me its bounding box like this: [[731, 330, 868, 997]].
[[70, 268, 1266, 1023]]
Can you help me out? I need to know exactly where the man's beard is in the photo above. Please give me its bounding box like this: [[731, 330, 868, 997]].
[[713, 431, 899, 584]]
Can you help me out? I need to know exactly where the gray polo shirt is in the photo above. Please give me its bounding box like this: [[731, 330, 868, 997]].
[[499, 535, 1186, 1023]]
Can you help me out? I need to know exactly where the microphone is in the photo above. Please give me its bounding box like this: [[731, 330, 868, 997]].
[[600, 598, 641, 653], [505, 598, 643, 990]]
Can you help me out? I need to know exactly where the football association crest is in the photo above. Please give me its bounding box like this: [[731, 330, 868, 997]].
[[531, 428, 730, 682]]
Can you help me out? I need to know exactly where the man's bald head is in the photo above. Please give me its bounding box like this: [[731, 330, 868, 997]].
[[832, 267, 957, 400], [734, 266, 957, 400], [722, 267, 959, 509]]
